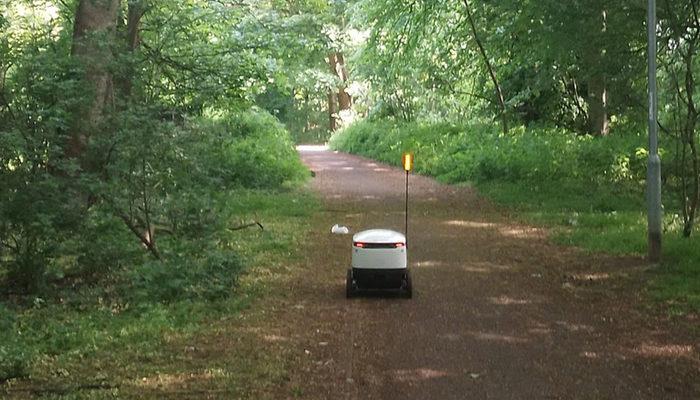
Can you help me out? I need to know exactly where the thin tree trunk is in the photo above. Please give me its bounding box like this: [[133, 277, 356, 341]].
[[461, 0, 507, 134], [682, 41, 698, 237], [587, 75, 609, 135], [586, 9, 610, 136], [328, 90, 337, 131], [685, 135, 699, 236], [120, 0, 146, 100]]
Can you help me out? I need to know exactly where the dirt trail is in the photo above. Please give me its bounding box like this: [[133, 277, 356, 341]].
[[275, 146, 699, 399]]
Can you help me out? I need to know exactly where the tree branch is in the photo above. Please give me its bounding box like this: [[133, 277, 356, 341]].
[[117, 211, 161, 259], [141, 157, 155, 253], [461, 0, 508, 133], [101, 195, 161, 259], [691, 0, 700, 31], [229, 221, 264, 232]]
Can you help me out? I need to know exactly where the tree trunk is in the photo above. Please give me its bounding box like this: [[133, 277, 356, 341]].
[[587, 75, 609, 136], [328, 90, 337, 131], [68, 0, 120, 160], [682, 40, 699, 237], [328, 52, 352, 131], [462, 0, 508, 134], [684, 134, 699, 237], [334, 53, 352, 111], [585, 8, 609, 136], [119, 0, 145, 100]]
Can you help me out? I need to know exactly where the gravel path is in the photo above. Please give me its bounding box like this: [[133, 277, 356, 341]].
[[276, 146, 699, 399]]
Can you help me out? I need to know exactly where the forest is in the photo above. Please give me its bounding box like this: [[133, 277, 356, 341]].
[[0, 0, 698, 396]]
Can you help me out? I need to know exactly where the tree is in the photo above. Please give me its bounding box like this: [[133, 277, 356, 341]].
[[658, 0, 700, 236], [1, 0, 322, 291], [328, 51, 352, 130], [117, 0, 147, 100], [68, 0, 120, 160], [352, 0, 648, 134]]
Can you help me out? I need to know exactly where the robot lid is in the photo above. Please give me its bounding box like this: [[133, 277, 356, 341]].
[[352, 229, 405, 245]]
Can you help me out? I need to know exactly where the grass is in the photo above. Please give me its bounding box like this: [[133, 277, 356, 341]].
[[478, 181, 700, 313], [331, 119, 700, 315], [0, 189, 319, 399], [478, 181, 647, 253]]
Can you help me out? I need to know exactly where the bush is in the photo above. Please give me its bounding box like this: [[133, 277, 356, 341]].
[[190, 109, 308, 189], [1, 106, 308, 295], [330, 120, 647, 190], [103, 108, 306, 304], [127, 250, 243, 304], [0, 305, 30, 381]]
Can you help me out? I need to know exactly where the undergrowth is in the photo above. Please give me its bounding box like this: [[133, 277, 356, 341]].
[[0, 189, 318, 397], [0, 108, 317, 394]]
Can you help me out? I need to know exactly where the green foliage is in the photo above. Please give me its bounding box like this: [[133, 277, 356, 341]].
[[232, 1, 348, 143], [1, 101, 307, 291], [0, 67, 312, 383], [0, 189, 317, 389], [195, 109, 309, 188], [127, 252, 242, 304], [331, 120, 648, 188], [351, 0, 647, 131], [0, 8, 85, 292], [652, 239, 700, 312], [0, 0, 320, 392], [0, 0, 317, 296], [0, 304, 30, 381], [655, 2, 700, 237]]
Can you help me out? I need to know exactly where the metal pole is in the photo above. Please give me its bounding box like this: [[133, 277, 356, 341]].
[[405, 170, 409, 241], [647, 0, 662, 262]]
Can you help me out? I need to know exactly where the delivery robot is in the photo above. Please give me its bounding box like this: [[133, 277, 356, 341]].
[[346, 228, 412, 298]]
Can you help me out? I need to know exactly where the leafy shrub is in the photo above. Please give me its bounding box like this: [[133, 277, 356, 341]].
[[127, 249, 243, 304], [1, 105, 308, 294], [330, 120, 647, 190], [0, 305, 30, 381], [190, 109, 308, 189], [0, 30, 92, 294], [0, 343, 29, 382], [100, 108, 307, 305]]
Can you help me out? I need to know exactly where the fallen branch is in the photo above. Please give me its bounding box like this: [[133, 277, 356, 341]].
[[229, 221, 264, 232]]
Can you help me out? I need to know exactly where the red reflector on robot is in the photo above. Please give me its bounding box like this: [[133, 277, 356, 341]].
[[353, 242, 405, 249]]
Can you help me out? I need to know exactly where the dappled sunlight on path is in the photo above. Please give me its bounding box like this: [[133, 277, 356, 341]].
[[268, 147, 700, 400]]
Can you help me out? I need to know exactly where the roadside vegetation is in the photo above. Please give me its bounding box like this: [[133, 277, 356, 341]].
[[1, 108, 316, 391], [2, 189, 318, 397], [1, 1, 332, 393], [330, 121, 700, 313]]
